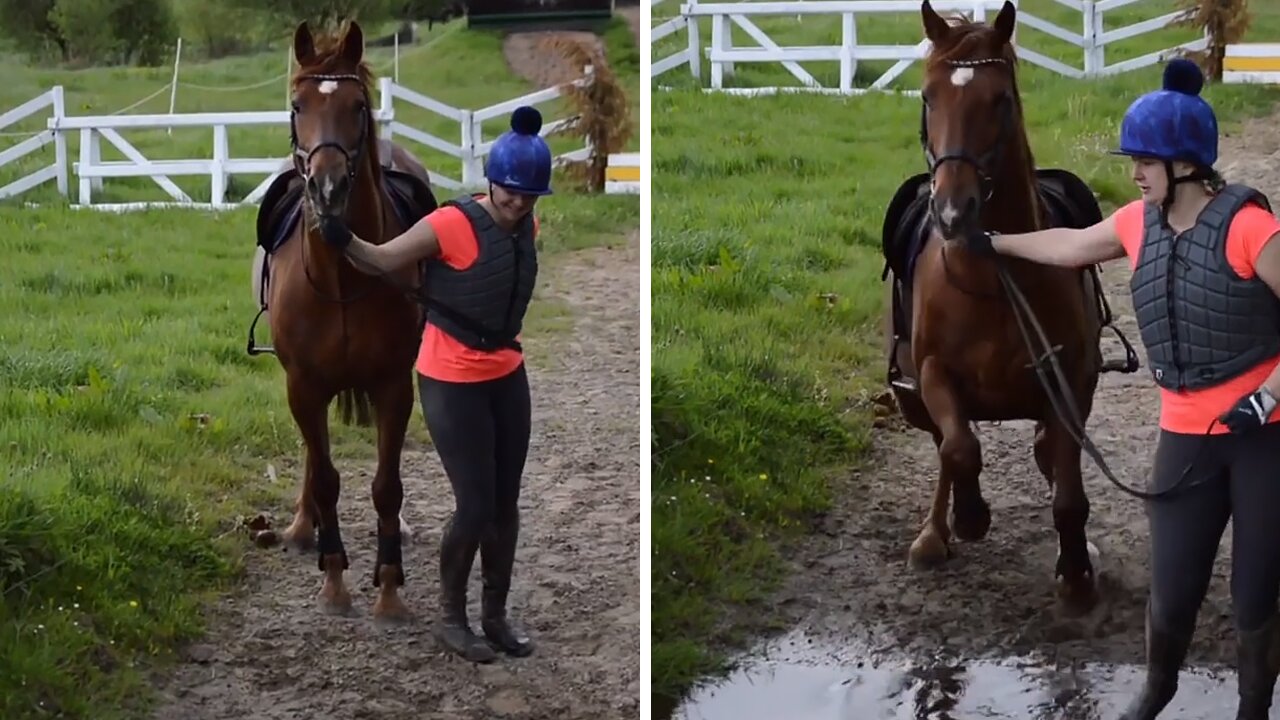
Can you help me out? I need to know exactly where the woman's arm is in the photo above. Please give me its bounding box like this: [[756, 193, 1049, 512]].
[[1247, 231, 1280, 400], [979, 212, 1127, 267], [320, 215, 443, 274]]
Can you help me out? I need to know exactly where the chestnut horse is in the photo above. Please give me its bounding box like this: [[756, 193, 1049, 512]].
[[880, 0, 1137, 617], [246, 19, 439, 623]]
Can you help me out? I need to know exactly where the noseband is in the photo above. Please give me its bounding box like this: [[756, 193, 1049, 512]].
[[919, 57, 1015, 203], [289, 73, 370, 184]]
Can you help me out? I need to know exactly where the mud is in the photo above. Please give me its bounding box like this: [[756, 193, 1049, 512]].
[[675, 629, 1237, 720], [149, 231, 640, 720], [671, 104, 1280, 717]]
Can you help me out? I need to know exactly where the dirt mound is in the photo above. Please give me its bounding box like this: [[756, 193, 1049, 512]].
[[501, 7, 640, 89]]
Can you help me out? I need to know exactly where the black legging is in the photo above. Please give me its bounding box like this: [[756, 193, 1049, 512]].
[[419, 363, 532, 555], [1147, 421, 1280, 635]]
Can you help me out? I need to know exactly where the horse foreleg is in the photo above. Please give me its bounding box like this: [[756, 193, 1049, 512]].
[[1044, 416, 1099, 617], [909, 357, 980, 569], [369, 373, 415, 627], [285, 374, 352, 616]]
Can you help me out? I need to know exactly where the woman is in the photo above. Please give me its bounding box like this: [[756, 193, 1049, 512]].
[[317, 105, 550, 663], [962, 59, 1280, 719]]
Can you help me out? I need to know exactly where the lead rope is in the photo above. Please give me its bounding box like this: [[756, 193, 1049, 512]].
[[991, 254, 1218, 501]]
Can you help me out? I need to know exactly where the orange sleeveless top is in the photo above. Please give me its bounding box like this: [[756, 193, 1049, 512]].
[[415, 199, 539, 383], [1113, 199, 1280, 434]]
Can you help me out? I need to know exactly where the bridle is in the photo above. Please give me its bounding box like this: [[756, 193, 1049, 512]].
[[919, 56, 1016, 206], [290, 72, 370, 190], [289, 71, 377, 305]]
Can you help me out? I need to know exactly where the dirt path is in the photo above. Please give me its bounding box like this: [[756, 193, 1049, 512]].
[[744, 106, 1280, 674], [150, 230, 640, 720], [501, 6, 641, 89]]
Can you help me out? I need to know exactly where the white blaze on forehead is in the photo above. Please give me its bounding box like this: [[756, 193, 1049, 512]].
[[318, 80, 339, 95], [951, 67, 975, 87]]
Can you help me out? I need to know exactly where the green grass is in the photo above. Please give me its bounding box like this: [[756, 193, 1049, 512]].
[[0, 14, 640, 205], [649, 0, 1280, 710], [0, 17, 639, 720]]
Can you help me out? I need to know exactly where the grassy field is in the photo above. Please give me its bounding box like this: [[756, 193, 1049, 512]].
[[0, 15, 639, 720], [650, 0, 1280, 710]]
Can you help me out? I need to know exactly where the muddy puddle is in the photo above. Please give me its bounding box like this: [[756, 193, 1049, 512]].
[[669, 629, 1239, 720]]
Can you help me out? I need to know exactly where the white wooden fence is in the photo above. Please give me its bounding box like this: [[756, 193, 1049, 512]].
[[651, 0, 1211, 94], [0, 69, 599, 210]]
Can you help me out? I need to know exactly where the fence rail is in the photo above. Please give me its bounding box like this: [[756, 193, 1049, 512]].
[[1223, 43, 1280, 85], [651, 0, 1211, 94], [1, 68, 602, 210]]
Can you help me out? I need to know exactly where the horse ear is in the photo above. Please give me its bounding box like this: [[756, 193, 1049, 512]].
[[294, 21, 315, 66], [340, 20, 364, 65], [920, 0, 952, 45], [993, 0, 1017, 44]]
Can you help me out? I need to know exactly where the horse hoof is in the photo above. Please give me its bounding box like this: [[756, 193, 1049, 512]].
[[317, 574, 354, 617], [1055, 577, 1100, 619], [373, 598, 412, 629], [281, 517, 316, 552], [908, 530, 950, 570]]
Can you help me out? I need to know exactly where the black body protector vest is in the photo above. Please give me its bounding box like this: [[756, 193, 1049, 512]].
[[1130, 183, 1280, 392], [422, 194, 538, 352]]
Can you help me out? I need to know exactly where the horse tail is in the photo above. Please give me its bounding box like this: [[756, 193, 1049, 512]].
[[335, 388, 374, 427]]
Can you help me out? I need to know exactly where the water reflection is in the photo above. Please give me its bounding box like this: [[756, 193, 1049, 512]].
[[671, 630, 1236, 720]]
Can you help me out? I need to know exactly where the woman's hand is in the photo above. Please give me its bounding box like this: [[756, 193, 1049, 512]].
[[318, 217, 352, 250]]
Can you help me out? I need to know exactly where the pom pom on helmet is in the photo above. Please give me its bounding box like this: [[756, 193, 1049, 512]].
[[1162, 58, 1204, 96], [510, 106, 543, 136]]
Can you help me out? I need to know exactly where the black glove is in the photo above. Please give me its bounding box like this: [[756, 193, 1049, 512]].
[[965, 229, 997, 256], [1219, 386, 1278, 434], [317, 217, 353, 250]]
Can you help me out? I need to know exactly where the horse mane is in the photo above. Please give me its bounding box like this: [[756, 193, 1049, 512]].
[[924, 14, 1042, 230]]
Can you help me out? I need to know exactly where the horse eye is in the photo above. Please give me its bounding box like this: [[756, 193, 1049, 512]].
[[291, 101, 301, 113]]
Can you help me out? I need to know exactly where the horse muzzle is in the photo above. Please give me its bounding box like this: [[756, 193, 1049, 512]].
[[305, 170, 351, 218], [931, 195, 979, 241]]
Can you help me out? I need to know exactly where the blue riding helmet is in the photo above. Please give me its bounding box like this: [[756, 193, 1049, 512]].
[[485, 105, 554, 196], [1112, 58, 1218, 169]]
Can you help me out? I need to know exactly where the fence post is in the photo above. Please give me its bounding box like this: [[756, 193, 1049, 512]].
[[379, 77, 394, 141], [840, 12, 856, 91], [78, 128, 93, 205], [687, 0, 702, 81], [460, 109, 476, 188], [52, 86, 68, 198], [1083, 0, 1102, 77], [211, 124, 228, 205]]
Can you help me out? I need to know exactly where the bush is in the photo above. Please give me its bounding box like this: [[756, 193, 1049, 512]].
[[172, 0, 277, 59], [0, 0, 177, 66]]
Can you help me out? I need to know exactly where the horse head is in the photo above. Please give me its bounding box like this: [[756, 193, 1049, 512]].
[[919, 0, 1026, 240], [289, 20, 379, 220]]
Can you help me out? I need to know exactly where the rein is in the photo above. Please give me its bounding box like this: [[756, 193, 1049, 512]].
[[920, 55, 1213, 501]]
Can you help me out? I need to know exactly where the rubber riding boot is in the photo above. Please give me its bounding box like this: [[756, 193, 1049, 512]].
[[1235, 613, 1280, 720], [480, 519, 534, 657], [435, 519, 496, 663], [1119, 605, 1194, 720]]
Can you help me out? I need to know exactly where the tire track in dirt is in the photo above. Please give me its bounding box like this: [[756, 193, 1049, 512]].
[[150, 230, 640, 720], [754, 105, 1280, 673]]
